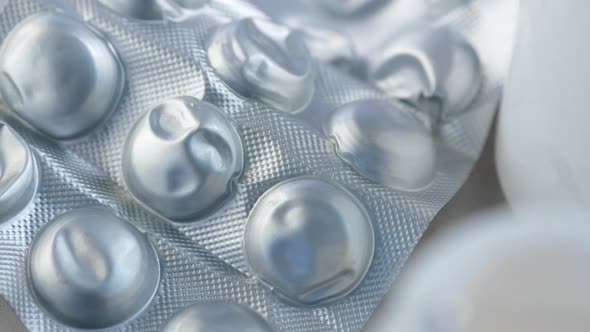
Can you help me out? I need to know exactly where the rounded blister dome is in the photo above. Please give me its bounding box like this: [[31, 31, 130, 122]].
[[28, 208, 160, 329], [0, 12, 125, 140], [0, 122, 38, 224], [207, 18, 315, 114], [328, 100, 436, 191], [122, 97, 244, 222], [244, 177, 374, 306], [312, 0, 389, 16], [283, 17, 364, 76], [161, 303, 274, 332], [369, 27, 481, 119]]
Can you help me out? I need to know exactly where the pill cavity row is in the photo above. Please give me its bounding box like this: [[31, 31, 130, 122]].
[[0, 9, 480, 195], [0, 4, 482, 330], [0, 121, 375, 328], [25, 206, 273, 330]]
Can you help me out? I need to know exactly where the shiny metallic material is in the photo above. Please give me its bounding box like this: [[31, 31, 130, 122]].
[[283, 18, 364, 75], [161, 303, 273, 332], [369, 27, 482, 118], [28, 208, 160, 330], [162, 0, 212, 20], [207, 18, 315, 114], [312, 0, 389, 16], [425, 0, 472, 15], [0, 12, 125, 140], [209, 0, 268, 21], [122, 97, 244, 222], [98, 0, 165, 20], [0, 122, 38, 224], [99, 0, 211, 21], [244, 177, 374, 306], [0, 0, 515, 330], [328, 100, 436, 191]]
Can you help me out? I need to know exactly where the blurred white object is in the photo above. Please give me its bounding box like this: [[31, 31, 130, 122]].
[[497, 0, 590, 210], [373, 207, 590, 332]]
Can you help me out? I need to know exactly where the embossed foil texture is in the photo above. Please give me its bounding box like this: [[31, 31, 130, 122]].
[[0, 0, 516, 331]]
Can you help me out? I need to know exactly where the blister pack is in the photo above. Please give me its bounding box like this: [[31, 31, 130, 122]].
[[0, 0, 517, 331]]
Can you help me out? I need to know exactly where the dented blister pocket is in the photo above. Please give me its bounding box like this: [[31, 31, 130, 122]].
[[0, 0, 517, 331]]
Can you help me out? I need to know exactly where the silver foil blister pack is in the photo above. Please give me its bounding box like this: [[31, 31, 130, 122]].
[[0, 0, 517, 331]]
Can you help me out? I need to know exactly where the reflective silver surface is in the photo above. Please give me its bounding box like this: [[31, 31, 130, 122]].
[[99, 0, 266, 22], [0, 12, 125, 140], [369, 27, 481, 119], [161, 303, 273, 332], [99, 0, 213, 21], [161, 0, 211, 20], [328, 100, 436, 191], [99, 0, 264, 22], [283, 17, 364, 75], [0, 122, 38, 224], [98, 0, 165, 20], [311, 0, 390, 16], [209, 0, 268, 20], [122, 97, 244, 222], [207, 18, 315, 114], [425, 0, 472, 15], [28, 208, 160, 330], [244, 177, 374, 306]]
